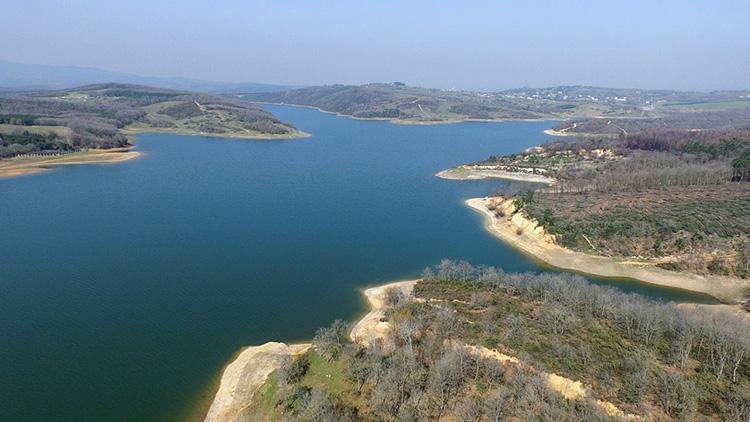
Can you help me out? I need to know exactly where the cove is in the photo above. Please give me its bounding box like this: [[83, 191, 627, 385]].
[[0, 104, 715, 421]]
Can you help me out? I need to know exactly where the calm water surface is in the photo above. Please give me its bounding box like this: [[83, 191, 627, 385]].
[[0, 105, 715, 421]]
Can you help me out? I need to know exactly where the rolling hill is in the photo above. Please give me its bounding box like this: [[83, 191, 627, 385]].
[[0, 59, 293, 93], [244, 83, 750, 124], [0, 83, 301, 158]]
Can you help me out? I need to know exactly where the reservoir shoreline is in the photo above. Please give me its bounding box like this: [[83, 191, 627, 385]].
[[121, 127, 311, 140], [0, 125, 310, 180], [0, 147, 140, 179], [466, 196, 750, 304], [204, 279, 417, 421], [436, 166, 556, 184], [3, 105, 728, 421]]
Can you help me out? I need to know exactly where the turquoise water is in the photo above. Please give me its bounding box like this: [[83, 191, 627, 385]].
[[0, 105, 715, 421]]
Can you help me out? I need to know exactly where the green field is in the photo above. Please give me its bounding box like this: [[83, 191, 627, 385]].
[[661, 100, 750, 112]]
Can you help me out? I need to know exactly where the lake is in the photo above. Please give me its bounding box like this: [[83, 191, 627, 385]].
[[0, 104, 714, 421]]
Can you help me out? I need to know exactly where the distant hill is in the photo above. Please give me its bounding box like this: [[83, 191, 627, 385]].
[[244, 83, 750, 123], [0, 83, 301, 158], [0, 59, 293, 93]]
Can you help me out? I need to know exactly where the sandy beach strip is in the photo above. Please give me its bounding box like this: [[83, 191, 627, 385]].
[[543, 128, 577, 136], [349, 279, 419, 346], [466, 196, 750, 304], [436, 166, 555, 184], [0, 148, 140, 179], [204, 342, 311, 422]]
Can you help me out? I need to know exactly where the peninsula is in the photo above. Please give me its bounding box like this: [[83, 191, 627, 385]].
[[0, 83, 304, 178], [206, 263, 750, 421], [440, 114, 750, 304]]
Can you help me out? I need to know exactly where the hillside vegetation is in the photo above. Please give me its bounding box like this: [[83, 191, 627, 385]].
[[243, 262, 750, 421], [460, 125, 750, 280], [554, 108, 750, 136], [244, 83, 750, 123], [0, 84, 299, 158]]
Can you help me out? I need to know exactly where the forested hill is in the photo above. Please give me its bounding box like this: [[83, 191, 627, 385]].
[[243, 83, 750, 123], [245, 262, 750, 421], [0, 84, 300, 158]]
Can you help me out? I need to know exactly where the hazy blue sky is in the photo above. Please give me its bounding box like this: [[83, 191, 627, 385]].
[[2, 0, 748, 90]]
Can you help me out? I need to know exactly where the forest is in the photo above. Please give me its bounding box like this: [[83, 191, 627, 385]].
[[244, 261, 750, 421]]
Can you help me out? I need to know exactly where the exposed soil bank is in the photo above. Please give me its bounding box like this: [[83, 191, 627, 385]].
[[204, 342, 311, 422], [205, 279, 417, 421], [436, 166, 555, 184], [466, 196, 750, 304]]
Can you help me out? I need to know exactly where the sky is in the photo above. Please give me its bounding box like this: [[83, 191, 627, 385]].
[[1, 0, 749, 91]]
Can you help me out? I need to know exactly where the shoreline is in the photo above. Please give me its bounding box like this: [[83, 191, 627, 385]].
[[0, 126, 310, 180], [349, 279, 419, 345], [0, 147, 140, 179], [543, 128, 578, 137], [204, 342, 311, 422], [436, 166, 556, 184], [466, 196, 750, 304], [204, 278, 646, 420], [203, 279, 417, 421], [543, 128, 619, 138], [121, 126, 311, 140]]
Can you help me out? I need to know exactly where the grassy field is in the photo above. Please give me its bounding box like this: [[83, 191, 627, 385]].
[[245, 350, 364, 420], [661, 100, 750, 112]]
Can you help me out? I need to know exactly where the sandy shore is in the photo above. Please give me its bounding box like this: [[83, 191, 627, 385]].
[[349, 280, 419, 346], [436, 166, 555, 184], [0, 148, 140, 179], [204, 342, 311, 422], [543, 128, 579, 137], [0, 125, 309, 180], [204, 279, 417, 421], [467, 196, 750, 303], [543, 128, 619, 138]]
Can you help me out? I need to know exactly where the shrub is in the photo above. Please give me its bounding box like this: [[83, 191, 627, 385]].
[[283, 354, 310, 384], [656, 372, 697, 419]]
